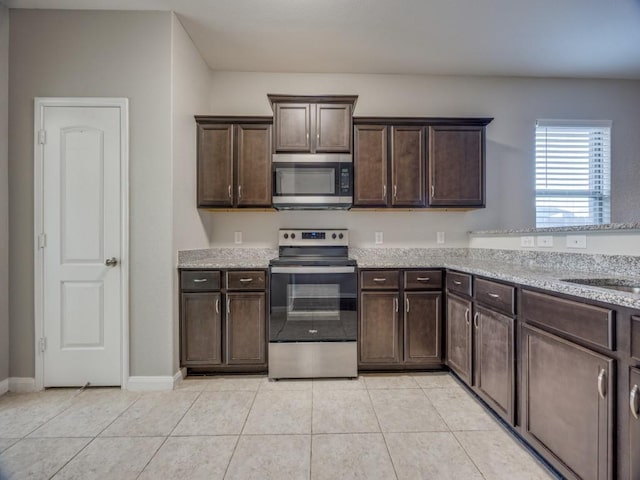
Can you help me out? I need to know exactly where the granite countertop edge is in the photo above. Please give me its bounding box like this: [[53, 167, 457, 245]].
[[470, 222, 640, 235], [178, 248, 640, 310]]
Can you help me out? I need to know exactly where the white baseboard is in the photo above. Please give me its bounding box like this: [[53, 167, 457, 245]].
[[8, 377, 37, 393], [0, 378, 8, 396], [127, 371, 183, 392], [173, 369, 185, 388]]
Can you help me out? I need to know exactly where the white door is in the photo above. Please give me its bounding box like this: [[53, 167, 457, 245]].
[[40, 104, 123, 387]]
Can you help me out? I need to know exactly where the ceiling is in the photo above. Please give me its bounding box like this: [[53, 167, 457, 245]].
[[6, 0, 640, 79]]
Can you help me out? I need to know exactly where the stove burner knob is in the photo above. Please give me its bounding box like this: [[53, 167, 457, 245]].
[[332, 233, 337, 239], [338, 233, 344, 239], [283, 233, 289, 239], [291, 233, 296, 239]]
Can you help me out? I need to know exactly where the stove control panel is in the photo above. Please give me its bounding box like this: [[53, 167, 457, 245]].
[[279, 229, 348, 247]]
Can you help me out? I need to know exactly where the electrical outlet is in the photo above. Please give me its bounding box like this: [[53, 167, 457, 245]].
[[234, 231, 243, 244], [537, 236, 553, 247], [436, 232, 445, 244], [566, 235, 587, 249], [375, 231, 383, 244], [520, 236, 535, 247]]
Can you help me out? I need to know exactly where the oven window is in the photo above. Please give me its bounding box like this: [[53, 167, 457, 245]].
[[270, 272, 357, 343], [275, 167, 335, 195]]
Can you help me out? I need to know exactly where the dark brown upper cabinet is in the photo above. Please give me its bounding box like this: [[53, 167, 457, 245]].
[[195, 117, 272, 208], [429, 125, 485, 207], [268, 95, 358, 153], [353, 117, 492, 209]]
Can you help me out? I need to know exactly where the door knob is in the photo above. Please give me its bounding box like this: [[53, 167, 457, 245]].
[[105, 257, 118, 267]]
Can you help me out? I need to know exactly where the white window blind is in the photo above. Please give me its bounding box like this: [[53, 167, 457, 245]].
[[535, 119, 611, 228]]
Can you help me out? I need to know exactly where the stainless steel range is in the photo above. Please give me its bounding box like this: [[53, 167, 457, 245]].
[[269, 229, 357, 379]]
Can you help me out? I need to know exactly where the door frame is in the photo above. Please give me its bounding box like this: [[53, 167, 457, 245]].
[[33, 97, 130, 390]]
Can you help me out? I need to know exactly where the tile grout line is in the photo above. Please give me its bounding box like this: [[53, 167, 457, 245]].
[[364, 383, 400, 480], [449, 430, 491, 480], [21, 388, 86, 439], [222, 385, 261, 479], [133, 388, 206, 479]]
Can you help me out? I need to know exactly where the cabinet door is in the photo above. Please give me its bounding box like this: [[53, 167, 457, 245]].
[[181, 292, 222, 365], [446, 294, 472, 385], [354, 125, 388, 206], [474, 306, 514, 424], [404, 291, 441, 364], [630, 368, 640, 480], [197, 124, 233, 207], [359, 291, 401, 364], [522, 324, 613, 480], [236, 124, 272, 207], [391, 126, 425, 207], [226, 292, 266, 365], [429, 126, 484, 206], [274, 103, 311, 152], [315, 103, 351, 152]]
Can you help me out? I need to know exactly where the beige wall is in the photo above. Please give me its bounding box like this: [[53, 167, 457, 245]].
[[204, 72, 640, 247], [0, 3, 9, 384], [9, 9, 175, 378], [170, 14, 213, 373]]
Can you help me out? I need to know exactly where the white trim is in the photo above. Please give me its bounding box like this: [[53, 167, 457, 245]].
[[536, 119, 613, 128], [0, 378, 8, 396], [173, 369, 185, 388], [127, 373, 178, 392], [8, 377, 37, 393], [33, 97, 130, 391]]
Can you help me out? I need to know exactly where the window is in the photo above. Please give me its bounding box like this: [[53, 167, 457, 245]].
[[535, 119, 611, 228]]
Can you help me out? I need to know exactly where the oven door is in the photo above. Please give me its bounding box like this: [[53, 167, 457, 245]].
[[269, 266, 357, 343]]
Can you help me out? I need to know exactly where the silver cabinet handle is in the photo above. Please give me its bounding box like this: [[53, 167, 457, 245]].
[[226, 298, 230, 315], [487, 293, 501, 299], [238, 185, 242, 199], [464, 308, 470, 325], [228, 185, 232, 198], [453, 280, 462, 286], [431, 184, 435, 197], [393, 185, 397, 199], [474, 312, 479, 329], [317, 133, 320, 142], [382, 185, 386, 199], [193, 278, 208, 283], [406, 297, 410, 313], [306, 132, 309, 141], [105, 257, 118, 267], [631, 384, 640, 420], [373, 278, 387, 282], [416, 277, 431, 282], [215, 298, 219, 314], [239, 278, 253, 283], [394, 297, 398, 312], [597, 369, 607, 399]]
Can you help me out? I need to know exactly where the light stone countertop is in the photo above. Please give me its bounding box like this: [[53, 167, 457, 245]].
[[470, 222, 640, 236], [178, 247, 640, 310]]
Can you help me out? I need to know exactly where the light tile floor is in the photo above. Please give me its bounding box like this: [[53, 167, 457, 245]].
[[0, 372, 556, 479]]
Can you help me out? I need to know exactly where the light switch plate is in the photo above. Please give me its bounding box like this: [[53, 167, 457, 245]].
[[234, 231, 243, 244], [375, 232, 383, 244], [520, 236, 535, 247], [436, 232, 445, 244], [566, 235, 587, 249], [537, 236, 553, 247]]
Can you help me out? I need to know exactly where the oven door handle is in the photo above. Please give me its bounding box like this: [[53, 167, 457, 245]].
[[270, 266, 356, 274]]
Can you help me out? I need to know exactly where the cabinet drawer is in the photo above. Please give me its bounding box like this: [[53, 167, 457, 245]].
[[632, 315, 640, 362], [181, 271, 221, 291], [521, 289, 614, 351], [404, 270, 442, 290], [361, 270, 399, 290], [474, 277, 515, 315], [227, 271, 266, 290], [446, 271, 472, 296]]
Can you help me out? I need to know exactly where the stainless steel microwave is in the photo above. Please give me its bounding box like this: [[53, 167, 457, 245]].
[[272, 154, 353, 210]]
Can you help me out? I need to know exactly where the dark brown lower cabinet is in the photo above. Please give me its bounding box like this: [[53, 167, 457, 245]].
[[181, 292, 222, 366], [630, 367, 640, 480], [473, 305, 514, 424], [446, 293, 472, 384], [359, 291, 401, 364], [404, 291, 441, 363], [522, 324, 613, 480], [226, 292, 266, 365]]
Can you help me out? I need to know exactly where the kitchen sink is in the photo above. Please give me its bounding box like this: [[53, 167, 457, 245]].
[[561, 278, 640, 294]]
